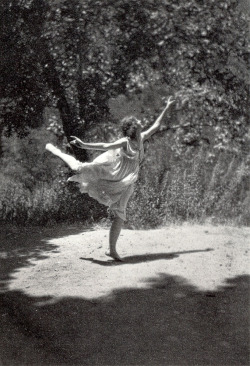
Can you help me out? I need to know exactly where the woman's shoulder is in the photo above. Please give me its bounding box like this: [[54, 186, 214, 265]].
[[127, 137, 143, 151], [123, 137, 142, 157]]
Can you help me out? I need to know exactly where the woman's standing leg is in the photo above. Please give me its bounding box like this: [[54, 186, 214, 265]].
[[45, 143, 81, 171], [106, 185, 134, 260], [107, 216, 124, 260]]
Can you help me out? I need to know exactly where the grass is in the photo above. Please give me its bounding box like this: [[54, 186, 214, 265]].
[[0, 147, 249, 228]]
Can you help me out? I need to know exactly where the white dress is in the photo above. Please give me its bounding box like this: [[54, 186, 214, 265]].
[[68, 138, 144, 220]]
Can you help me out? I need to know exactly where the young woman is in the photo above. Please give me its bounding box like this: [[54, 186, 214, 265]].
[[46, 96, 175, 260]]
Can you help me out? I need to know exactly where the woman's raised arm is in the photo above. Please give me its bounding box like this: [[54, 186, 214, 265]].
[[141, 96, 175, 142]]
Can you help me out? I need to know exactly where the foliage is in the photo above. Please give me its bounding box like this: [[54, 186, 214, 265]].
[[1, 126, 64, 189], [0, 1, 50, 137], [127, 145, 250, 228], [0, 0, 249, 227], [0, 176, 105, 225], [1, 128, 248, 226], [1, 0, 249, 157], [0, 126, 106, 225]]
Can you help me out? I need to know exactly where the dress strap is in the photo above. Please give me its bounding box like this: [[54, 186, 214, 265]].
[[124, 137, 144, 164], [124, 138, 138, 158]]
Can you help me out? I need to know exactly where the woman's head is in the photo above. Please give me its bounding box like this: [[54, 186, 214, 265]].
[[121, 116, 142, 140]]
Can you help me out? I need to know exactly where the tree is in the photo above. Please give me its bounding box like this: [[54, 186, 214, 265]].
[[1, 0, 249, 159], [0, 1, 47, 157]]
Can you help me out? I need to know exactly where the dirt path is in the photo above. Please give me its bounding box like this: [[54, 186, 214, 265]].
[[0, 224, 249, 365]]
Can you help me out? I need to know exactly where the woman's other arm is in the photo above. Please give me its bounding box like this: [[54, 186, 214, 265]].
[[141, 96, 175, 142], [70, 136, 127, 151]]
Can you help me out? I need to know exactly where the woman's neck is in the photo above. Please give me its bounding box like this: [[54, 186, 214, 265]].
[[129, 135, 141, 149]]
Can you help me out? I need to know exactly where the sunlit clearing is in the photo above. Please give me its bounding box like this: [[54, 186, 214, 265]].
[[6, 225, 250, 303]]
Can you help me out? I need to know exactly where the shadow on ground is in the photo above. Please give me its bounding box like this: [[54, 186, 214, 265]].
[[80, 248, 213, 266], [0, 225, 249, 366], [0, 225, 86, 293]]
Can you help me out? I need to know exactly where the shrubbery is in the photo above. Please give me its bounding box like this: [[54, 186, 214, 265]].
[[1, 129, 249, 228], [1, 0, 248, 229], [0, 128, 106, 226], [127, 149, 249, 228], [0, 175, 106, 226]]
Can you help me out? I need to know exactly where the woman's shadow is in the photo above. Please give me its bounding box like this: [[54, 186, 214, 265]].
[[80, 248, 213, 266]]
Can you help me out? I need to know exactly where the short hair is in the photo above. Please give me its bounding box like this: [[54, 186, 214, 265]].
[[121, 116, 139, 140]]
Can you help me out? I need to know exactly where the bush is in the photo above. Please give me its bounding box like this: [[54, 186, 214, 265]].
[[0, 175, 106, 226], [127, 146, 249, 228], [0, 127, 107, 225], [0, 128, 249, 227]]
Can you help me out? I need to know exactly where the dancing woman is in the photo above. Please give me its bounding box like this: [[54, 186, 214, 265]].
[[46, 96, 175, 260]]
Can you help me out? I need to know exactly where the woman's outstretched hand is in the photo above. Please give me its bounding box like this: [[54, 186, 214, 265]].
[[70, 136, 83, 148], [164, 96, 175, 109]]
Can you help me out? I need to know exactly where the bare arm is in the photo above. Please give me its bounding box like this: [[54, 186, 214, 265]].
[[70, 136, 127, 151], [141, 96, 175, 142]]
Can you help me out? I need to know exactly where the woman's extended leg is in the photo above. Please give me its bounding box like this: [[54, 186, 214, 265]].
[[106, 216, 124, 261], [45, 143, 81, 171]]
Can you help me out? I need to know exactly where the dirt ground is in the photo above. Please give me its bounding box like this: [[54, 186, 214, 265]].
[[0, 223, 249, 366]]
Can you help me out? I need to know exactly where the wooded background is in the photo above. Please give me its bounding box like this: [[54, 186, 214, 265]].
[[0, 0, 249, 227]]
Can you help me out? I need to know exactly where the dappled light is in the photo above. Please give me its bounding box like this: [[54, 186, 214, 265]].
[[2, 225, 249, 300], [0, 225, 249, 365], [0, 1, 249, 364]]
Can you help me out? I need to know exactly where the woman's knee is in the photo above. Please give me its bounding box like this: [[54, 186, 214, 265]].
[[115, 216, 124, 223]]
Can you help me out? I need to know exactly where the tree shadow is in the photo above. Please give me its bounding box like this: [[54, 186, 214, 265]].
[[0, 225, 85, 293], [0, 225, 249, 365], [0, 275, 249, 365], [80, 248, 213, 266]]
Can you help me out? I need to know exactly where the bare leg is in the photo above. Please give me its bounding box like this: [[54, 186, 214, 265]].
[[106, 216, 124, 261], [45, 143, 80, 171]]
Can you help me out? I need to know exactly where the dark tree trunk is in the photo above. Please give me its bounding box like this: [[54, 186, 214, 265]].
[[34, 38, 88, 161]]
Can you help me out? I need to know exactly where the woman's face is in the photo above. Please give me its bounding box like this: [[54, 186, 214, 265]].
[[122, 117, 142, 139]]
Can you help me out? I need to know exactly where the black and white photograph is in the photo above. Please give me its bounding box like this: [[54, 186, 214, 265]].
[[0, 0, 249, 365]]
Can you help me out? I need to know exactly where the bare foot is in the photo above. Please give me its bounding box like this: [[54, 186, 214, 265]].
[[105, 251, 124, 262], [45, 143, 60, 155]]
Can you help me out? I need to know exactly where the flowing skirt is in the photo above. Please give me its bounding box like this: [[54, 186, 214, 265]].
[[68, 149, 138, 220]]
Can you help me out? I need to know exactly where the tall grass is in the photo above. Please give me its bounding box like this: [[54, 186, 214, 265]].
[[0, 175, 106, 226], [127, 148, 249, 228], [0, 147, 249, 227]]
